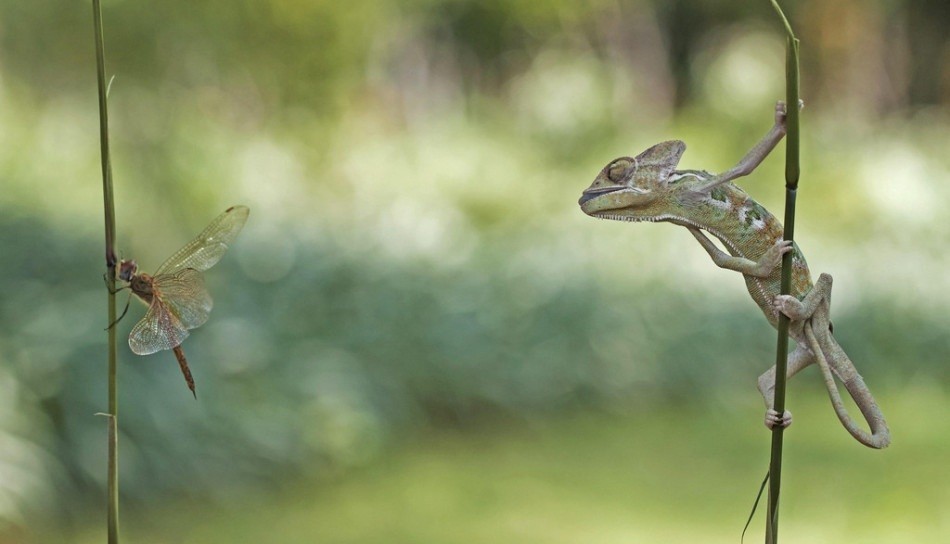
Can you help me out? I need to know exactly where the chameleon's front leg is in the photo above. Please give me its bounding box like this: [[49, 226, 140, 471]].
[[697, 100, 801, 192], [687, 227, 793, 278]]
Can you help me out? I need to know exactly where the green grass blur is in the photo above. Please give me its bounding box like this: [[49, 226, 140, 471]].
[[45, 391, 950, 543], [1, 0, 948, 542]]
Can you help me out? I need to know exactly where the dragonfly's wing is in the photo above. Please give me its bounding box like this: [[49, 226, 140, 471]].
[[129, 298, 190, 355], [155, 205, 249, 275], [152, 268, 213, 330]]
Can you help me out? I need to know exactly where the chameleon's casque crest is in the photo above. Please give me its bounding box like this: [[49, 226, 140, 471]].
[[630, 139, 685, 186]]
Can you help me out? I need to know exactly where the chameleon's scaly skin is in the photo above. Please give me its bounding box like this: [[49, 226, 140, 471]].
[[578, 104, 890, 448], [594, 168, 812, 327]]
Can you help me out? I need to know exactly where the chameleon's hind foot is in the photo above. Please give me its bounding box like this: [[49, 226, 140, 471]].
[[765, 409, 793, 429], [773, 294, 807, 320]]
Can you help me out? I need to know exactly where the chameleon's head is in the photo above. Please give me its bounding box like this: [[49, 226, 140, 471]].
[[579, 140, 685, 221]]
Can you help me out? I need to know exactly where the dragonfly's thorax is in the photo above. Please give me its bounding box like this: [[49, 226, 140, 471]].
[[129, 273, 155, 302]]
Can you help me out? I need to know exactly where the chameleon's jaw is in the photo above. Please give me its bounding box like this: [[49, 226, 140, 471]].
[[578, 185, 623, 206], [578, 186, 657, 217]]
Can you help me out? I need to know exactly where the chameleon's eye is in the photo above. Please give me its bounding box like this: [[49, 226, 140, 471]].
[[607, 159, 632, 182]]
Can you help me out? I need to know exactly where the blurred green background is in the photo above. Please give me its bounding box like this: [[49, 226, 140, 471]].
[[1, 0, 949, 542]]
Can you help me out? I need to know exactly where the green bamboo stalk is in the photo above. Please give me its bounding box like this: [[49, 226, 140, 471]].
[[92, 0, 120, 541], [766, 2, 799, 543]]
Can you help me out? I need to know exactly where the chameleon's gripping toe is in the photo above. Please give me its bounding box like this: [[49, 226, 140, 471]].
[[765, 409, 793, 430]]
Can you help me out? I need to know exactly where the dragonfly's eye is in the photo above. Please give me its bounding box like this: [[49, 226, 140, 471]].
[[607, 158, 633, 182]]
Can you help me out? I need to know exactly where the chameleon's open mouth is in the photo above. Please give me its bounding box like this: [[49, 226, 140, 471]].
[[578, 186, 626, 206]]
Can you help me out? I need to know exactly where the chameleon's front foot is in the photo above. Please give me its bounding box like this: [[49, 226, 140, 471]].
[[774, 99, 805, 124], [765, 409, 793, 430], [751, 239, 794, 277], [775, 101, 787, 124], [775, 98, 805, 134]]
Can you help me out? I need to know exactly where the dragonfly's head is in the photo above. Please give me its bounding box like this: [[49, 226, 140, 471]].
[[117, 259, 138, 283]]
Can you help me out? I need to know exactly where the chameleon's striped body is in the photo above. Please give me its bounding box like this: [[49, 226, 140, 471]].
[[637, 168, 812, 329]]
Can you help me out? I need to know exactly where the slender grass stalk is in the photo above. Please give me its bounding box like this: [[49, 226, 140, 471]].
[[766, 2, 799, 543], [92, 0, 120, 541]]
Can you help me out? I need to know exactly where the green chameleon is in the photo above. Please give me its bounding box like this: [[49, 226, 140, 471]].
[[578, 101, 889, 448]]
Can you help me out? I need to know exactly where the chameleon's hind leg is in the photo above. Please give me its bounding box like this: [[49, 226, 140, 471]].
[[757, 343, 815, 429]]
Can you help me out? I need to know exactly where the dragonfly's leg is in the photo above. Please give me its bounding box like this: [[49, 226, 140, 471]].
[[103, 273, 128, 295], [105, 292, 133, 330]]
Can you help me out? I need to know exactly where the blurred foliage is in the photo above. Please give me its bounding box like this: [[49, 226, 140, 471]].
[[0, 0, 948, 541], [37, 399, 950, 543]]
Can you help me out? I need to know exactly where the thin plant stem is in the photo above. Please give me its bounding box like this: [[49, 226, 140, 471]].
[[92, 0, 120, 541], [766, 2, 800, 543]]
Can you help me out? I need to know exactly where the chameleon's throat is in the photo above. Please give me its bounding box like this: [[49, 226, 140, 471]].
[[591, 213, 745, 257]]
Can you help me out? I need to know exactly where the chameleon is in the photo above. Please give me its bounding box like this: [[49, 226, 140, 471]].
[[578, 101, 889, 449]]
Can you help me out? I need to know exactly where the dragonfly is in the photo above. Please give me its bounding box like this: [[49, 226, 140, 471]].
[[115, 205, 249, 397]]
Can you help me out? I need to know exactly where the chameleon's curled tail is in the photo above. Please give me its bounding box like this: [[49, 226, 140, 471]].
[[804, 322, 890, 449]]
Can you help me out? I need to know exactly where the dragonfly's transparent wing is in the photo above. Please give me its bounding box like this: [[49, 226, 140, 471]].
[[155, 205, 249, 275], [152, 268, 213, 330], [129, 298, 190, 355]]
